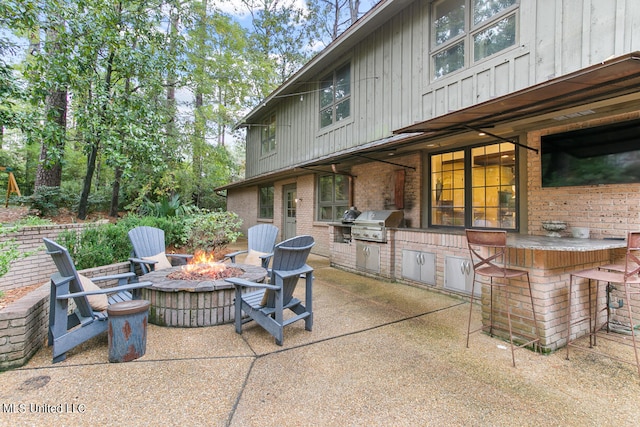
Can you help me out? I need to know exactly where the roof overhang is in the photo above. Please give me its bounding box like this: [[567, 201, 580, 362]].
[[236, 0, 414, 128], [394, 52, 640, 139], [220, 53, 640, 192], [216, 132, 425, 191]]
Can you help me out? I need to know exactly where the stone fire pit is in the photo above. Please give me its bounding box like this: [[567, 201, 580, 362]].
[[140, 263, 266, 327]]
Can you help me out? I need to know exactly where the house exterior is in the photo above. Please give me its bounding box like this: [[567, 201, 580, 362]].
[[220, 0, 640, 350]]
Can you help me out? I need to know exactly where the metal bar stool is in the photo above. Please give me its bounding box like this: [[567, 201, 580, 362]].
[[566, 231, 640, 379], [465, 229, 540, 367]]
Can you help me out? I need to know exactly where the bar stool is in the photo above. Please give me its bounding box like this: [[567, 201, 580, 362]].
[[566, 231, 640, 378], [465, 229, 540, 367]]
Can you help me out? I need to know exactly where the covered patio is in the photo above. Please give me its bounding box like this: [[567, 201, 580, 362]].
[[1, 250, 639, 426]]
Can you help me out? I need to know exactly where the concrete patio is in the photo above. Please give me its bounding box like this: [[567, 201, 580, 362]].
[[1, 252, 640, 426]]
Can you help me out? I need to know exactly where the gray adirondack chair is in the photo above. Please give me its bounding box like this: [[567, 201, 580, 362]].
[[225, 235, 314, 345], [223, 224, 279, 268], [44, 238, 152, 363], [128, 226, 193, 274]]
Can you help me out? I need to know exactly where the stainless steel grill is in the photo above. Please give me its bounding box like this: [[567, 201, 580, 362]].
[[351, 210, 404, 243]]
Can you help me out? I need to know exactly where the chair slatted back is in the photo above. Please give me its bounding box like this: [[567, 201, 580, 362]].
[[263, 235, 314, 308], [128, 226, 166, 258], [247, 224, 279, 254], [43, 238, 94, 317]]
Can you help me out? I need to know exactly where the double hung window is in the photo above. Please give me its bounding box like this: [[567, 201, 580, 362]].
[[261, 114, 276, 155], [317, 174, 349, 221], [258, 185, 274, 219], [320, 63, 351, 128], [432, 0, 518, 79]]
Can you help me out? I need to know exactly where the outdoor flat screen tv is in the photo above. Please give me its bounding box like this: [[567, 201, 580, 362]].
[[541, 119, 640, 187]]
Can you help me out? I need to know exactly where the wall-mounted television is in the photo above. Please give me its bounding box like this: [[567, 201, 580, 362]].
[[541, 119, 640, 187]]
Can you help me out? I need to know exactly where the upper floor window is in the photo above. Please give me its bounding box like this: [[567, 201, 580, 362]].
[[261, 114, 276, 155], [431, 142, 517, 229], [317, 174, 349, 221], [320, 63, 351, 128], [432, 0, 518, 79], [258, 185, 274, 219]]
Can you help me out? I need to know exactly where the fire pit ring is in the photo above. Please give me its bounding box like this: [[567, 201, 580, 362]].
[[140, 263, 266, 327]]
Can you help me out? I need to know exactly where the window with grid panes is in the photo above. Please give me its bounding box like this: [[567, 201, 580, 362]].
[[432, 0, 518, 79], [258, 185, 274, 219], [320, 63, 351, 128], [317, 174, 349, 221], [430, 142, 517, 229], [261, 114, 276, 155]]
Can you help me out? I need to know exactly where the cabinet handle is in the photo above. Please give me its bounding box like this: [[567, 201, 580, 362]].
[[465, 261, 472, 275], [460, 262, 465, 275]]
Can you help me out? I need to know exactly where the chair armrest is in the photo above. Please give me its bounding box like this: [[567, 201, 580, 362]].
[[225, 277, 279, 290], [57, 281, 152, 299], [129, 257, 156, 265], [223, 250, 247, 262], [90, 272, 138, 283], [272, 265, 313, 280]]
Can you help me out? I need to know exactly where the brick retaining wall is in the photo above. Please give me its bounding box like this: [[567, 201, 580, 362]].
[[0, 222, 131, 370], [0, 223, 92, 292]]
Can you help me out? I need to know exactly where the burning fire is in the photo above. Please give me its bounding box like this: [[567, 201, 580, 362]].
[[166, 250, 243, 281]]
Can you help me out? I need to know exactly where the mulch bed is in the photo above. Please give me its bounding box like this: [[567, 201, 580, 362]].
[[0, 283, 43, 310]]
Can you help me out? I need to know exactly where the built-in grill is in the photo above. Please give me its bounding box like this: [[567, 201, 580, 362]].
[[351, 210, 404, 243]]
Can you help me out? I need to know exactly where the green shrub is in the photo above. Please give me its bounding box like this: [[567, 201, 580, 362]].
[[57, 223, 131, 270], [56, 212, 240, 270], [138, 194, 197, 218], [17, 186, 61, 216], [186, 211, 242, 253], [115, 215, 190, 249]]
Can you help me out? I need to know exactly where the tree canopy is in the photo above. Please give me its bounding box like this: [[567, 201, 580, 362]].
[[0, 0, 379, 218]]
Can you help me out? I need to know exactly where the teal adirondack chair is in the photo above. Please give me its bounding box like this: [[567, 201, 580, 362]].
[[44, 238, 152, 363], [225, 235, 314, 345], [128, 226, 193, 275], [223, 224, 279, 269]]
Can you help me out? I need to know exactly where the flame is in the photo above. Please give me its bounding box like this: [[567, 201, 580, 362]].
[[189, 250, 219, 264], [183, 250, 227, 275]]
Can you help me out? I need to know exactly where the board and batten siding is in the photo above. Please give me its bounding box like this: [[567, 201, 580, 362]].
[[244, 0, 640, 179]]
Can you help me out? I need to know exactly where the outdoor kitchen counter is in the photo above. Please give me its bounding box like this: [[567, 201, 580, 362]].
[[329, 223, 630, 350], [506, 234, 627, 251]]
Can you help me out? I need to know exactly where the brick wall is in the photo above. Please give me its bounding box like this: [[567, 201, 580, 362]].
[[0, 261, 130, 370], [527, 111, 640, 239], [226, 186, 260, 235], [0, 224, 87, 292], [352, 153, 421, 228]]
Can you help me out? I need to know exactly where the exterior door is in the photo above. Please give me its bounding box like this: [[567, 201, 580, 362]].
[[283, 185, 297, 240]]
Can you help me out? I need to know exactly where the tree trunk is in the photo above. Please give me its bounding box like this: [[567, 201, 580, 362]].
[[109, 165, 122, 217], [77, 47, 115, 219], [34, 87, 67, 189], [349, 0, 360, 25], [78, 141, 98, 219]]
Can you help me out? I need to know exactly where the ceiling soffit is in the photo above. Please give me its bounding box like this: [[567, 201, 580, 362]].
[[394, 53, 640, 137]]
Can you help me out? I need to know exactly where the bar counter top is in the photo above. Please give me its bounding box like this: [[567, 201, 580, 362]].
[[506, 234, 627, 251]]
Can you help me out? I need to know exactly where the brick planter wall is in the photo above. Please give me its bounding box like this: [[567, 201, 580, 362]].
[[0, 223, 131, 370], [0, 223, 91, 292], [0, 262, 130, 371]]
